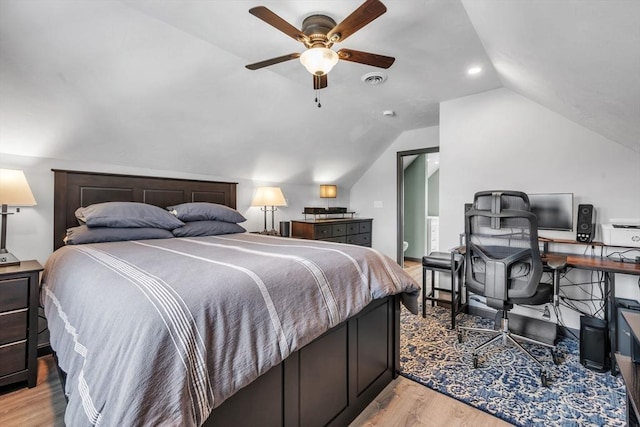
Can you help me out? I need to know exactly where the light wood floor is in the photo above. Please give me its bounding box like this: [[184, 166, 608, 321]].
[[350, 376, 511, 427], [0, 260, 511, 426], [0, 355, 65, 426]]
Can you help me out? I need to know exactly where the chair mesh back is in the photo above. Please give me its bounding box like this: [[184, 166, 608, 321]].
[[465, 191, 543, 310]]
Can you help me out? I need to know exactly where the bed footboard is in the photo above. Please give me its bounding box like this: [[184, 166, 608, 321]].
[[206, 295, 401, 427]]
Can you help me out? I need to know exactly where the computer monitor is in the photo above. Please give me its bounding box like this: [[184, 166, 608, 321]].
[[528, 193, 574, 231]]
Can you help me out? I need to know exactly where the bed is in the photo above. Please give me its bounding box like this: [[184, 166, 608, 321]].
[[43, 169, 419, 427]]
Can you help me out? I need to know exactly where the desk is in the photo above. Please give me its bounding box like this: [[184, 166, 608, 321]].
[[544, 252, 640, 374]]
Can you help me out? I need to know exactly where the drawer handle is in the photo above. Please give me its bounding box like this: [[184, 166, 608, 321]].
[[0, 339, 27, 350], [0, 308, 28, 315]]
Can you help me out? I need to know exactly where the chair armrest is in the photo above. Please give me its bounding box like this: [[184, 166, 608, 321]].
[[547, 255, 567, 270]]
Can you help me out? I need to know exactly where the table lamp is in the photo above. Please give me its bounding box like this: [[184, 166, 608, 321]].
[[252, 187, 287, 235], [320, 184, 337, 210], [0, 169, 37, 266]]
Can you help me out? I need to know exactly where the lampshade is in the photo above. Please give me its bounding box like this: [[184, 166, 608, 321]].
[[252, 187, 287, 207], [299, 47, 339, 76], [319, 185, 337, 198], [0, 169, 37, 206]]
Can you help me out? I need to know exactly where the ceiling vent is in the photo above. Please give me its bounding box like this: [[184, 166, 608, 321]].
[[361, 72, 388, 85]]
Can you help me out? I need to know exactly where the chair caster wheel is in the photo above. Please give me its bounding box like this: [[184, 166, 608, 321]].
[[541, 372, 549, 387], [472, 355, 478, 369], [457, 330, 463, 343]]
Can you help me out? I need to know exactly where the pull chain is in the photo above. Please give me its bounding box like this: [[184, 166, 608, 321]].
[[315, 90, 321, 108]]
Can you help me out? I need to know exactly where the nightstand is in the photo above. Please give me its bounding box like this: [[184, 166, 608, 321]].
[[0, 260, 43, 388]]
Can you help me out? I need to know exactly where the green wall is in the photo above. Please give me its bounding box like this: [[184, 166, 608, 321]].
[[403, 155, 426, 258]]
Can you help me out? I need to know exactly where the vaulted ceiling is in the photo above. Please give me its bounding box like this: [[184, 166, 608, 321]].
[[1, 1, 638, 186]]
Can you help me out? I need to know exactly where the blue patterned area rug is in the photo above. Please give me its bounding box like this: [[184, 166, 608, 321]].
[[400, 306, 626, 426]]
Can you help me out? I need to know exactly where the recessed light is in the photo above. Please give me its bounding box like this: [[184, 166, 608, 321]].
[[467, 66, 482, 75]]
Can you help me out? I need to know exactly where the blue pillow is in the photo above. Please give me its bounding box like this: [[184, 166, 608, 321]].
[[171, 221, 246, 237], [168, 202, 246, 223], [76, 202, 185, 229], [65, 225, 174, 245]]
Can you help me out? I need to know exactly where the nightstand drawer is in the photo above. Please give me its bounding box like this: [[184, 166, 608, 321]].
[[0, 278, 29, 312], [0, 309, 28, 345], [0, 340, 27, 377]]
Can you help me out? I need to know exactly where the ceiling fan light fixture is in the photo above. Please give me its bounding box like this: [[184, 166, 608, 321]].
[[300, 47, 339, 76]]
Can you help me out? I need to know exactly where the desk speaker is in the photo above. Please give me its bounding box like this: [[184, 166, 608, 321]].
[[576, 204, 595, 242]]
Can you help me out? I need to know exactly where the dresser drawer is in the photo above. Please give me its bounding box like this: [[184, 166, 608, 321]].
[[359, 222, 372, 234], [290, 219, 372, 247], [0, 309, 28, 345], [323, 236, 347, 244], [0, 278, 29, 312], [0, 340, 27, 377], [347, 233, 372, 247], [346, 223, 359, 234], [331, 224, 347, 237], [314, 224, 333, 239]]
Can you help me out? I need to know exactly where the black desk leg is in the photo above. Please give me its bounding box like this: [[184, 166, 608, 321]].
[[422, 266, 427, 318], [607, 272, 617, 375], [450, 251, 456, 330]]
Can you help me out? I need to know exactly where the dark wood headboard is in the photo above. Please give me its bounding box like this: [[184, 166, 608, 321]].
[[53, 169, 238, 251]]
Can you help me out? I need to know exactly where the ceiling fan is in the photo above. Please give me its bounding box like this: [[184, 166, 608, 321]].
[[245, 0, 395, 93]]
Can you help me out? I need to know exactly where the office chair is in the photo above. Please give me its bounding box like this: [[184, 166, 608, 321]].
[[457, 190, 566, 387]]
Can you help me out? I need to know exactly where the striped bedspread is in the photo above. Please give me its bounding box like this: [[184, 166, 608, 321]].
[[41, 233, 419, 426]]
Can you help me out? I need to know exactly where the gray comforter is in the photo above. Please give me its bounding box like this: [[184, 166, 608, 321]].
[[41, 233, 419, 426]]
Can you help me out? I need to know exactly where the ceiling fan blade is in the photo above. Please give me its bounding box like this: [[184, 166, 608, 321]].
[[249, 6, 308, 43], [326, 0, 387, 43], [337, 48, 395, 68], [246, 53, 301, 70], [313, 74, 328, 90]]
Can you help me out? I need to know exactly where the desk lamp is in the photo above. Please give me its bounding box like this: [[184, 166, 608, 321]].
[[0, 169, 37, 266], [252, 187, 287, 235]]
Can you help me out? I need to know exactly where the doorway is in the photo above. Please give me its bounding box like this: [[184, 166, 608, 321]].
[[397, 147, 440, 266]]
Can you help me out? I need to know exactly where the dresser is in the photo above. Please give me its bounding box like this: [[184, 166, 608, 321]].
[[0, 260, 43, 388], [291, 218, 373, 247], [616, 310, 640, 426]]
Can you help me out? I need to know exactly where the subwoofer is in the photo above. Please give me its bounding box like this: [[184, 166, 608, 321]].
[[580, 315, 609, 372], [576, 204, 595, 243]]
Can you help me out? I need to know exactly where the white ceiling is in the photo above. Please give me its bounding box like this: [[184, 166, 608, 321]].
[[0, 0, 638, 187]]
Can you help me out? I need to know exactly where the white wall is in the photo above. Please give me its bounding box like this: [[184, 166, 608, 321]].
[[350, 126, 439, 259], [440, 87, 640, 329], [0, 153, 348, 266]]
